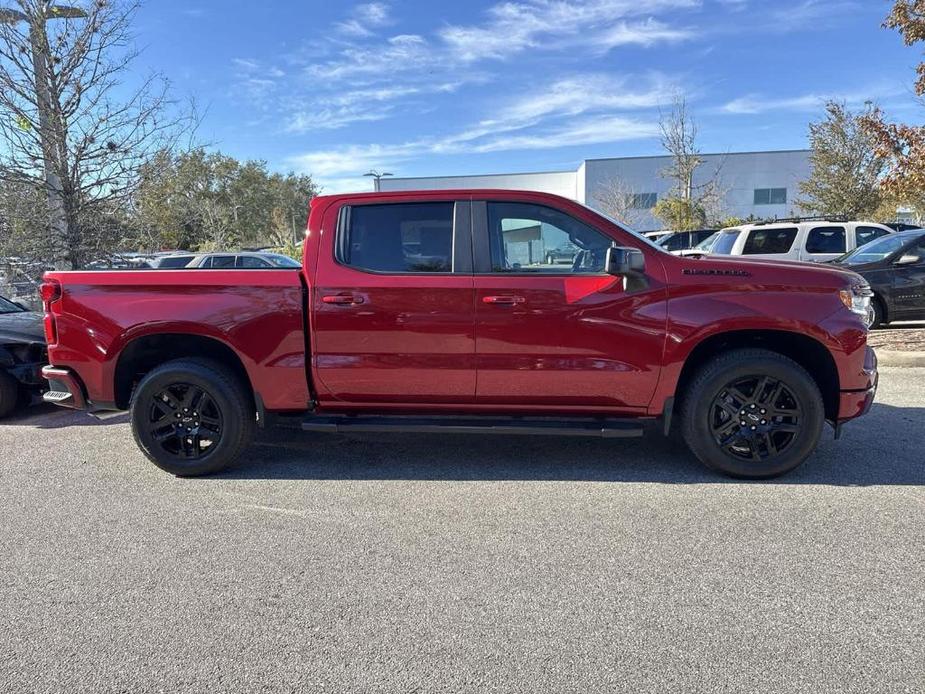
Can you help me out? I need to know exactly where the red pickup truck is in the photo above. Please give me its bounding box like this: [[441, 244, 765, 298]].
[[40, 190, 878, 478]]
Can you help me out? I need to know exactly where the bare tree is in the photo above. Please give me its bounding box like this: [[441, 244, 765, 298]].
[[593, 177, 650, 228], [0, 0, 191, 269], [659, 95, 703, 201]]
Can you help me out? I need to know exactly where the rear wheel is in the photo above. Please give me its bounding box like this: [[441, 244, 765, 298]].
[[130, 358, 255, 476], [680, 349, 825, 478], [0, 371, 19, 419]]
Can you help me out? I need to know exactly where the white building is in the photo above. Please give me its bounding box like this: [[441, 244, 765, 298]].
[[378, 150, 812, 231]]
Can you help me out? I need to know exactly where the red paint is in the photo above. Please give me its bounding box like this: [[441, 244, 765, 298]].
[[44, 189, 876, 427]]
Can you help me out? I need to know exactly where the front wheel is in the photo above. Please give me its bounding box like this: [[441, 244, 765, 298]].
[[130, 358, 255, 476], [680, 349, 825, 478]]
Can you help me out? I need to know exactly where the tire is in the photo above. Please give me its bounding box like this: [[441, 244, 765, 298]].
[[679, 349, 825, 479], [130, 358, 255, 476], [0, 371, 19, 419], [869, 297, 885, 330]]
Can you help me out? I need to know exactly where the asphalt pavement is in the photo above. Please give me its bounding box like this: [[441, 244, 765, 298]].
[[1, 367, 923, 693]]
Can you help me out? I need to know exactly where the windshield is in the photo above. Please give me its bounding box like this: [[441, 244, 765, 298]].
[[711, 230, 741, 255], [0, 295, 25, 313], [838, 232, 925, 265], [693, 232, 719, 251]]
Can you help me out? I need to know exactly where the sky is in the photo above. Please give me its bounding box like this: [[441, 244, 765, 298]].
[[131, 0, 924, 193]]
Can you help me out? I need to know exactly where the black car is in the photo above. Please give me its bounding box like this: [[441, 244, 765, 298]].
[[831, 228, 925, 328], [655, 229, 718, 253], [0, 294, 47, 418]]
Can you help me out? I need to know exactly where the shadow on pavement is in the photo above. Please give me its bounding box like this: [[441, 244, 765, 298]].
[[0, 402, 128, 428], [213, 403, 925, 487]]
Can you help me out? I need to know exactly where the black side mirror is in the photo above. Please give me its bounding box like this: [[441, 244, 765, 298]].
[[605, 247, 645, 275]]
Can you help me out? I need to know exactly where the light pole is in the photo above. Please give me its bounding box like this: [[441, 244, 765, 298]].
[[363, 170, 393, 192], [0, 3, 88, 270]]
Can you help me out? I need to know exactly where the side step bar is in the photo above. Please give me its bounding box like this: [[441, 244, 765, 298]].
[[302, 414, 645, 438]]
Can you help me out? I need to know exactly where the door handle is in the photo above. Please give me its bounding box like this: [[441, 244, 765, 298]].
[[322, 294, 365, 305], [482, 295, 525, 305]]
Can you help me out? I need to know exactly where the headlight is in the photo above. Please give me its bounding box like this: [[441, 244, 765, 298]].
[[839, 285, 873, 324]]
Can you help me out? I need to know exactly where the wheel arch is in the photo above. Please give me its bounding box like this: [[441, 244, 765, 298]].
[[672, 329, 840, 422], [114, 333, 254, 410]]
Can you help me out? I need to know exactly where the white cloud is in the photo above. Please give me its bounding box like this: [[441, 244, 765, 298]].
[[335, 2, 393, 37], [720, 84, 907, 114]]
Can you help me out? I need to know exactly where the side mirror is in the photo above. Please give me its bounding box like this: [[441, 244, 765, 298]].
[[895, 254, 921, 266], [605, 246, 645, 275]]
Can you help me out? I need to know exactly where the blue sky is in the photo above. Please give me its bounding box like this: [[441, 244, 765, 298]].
[[134, 0, 922, 192]]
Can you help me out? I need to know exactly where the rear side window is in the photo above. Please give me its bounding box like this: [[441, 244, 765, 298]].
[[742, 228, 798, 255], [237, 256, 271, 268], [340, 202, 454, 273], [157, 256, 193, 269], [805, 226, 847, 254], [209, 255, 236, 269], [855, 225, 889, 247]]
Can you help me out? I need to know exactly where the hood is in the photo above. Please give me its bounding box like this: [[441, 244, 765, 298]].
[[678, 253, 865, 288], [0, 310, 45, 345]]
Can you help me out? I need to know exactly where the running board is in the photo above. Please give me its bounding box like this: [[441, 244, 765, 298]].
[[301, 414, 645, 438]]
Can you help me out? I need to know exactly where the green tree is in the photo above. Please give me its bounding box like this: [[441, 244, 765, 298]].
[[799, 101, 884, 218], [653, 196, 707, 231]]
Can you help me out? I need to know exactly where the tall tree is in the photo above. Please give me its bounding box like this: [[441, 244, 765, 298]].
[[0, 0, 189, 268], [592, 177, 651, 228], [860, 2, 925, 218], [799, 101, 884, 218]]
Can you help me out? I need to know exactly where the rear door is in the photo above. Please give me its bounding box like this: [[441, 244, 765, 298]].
[[471, 199, 666, 411], [311, 199, 476, 404], [802, 225, 847, 262]]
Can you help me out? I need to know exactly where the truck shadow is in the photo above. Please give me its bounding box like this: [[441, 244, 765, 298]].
[[0, 403, 128, 428], [219, 402, 925, 487]]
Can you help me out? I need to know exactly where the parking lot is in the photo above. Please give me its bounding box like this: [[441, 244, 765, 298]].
[[1, 367, 923, 693]]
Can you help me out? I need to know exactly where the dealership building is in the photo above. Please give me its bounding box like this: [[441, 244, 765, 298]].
[[378, 149, 812, 232]]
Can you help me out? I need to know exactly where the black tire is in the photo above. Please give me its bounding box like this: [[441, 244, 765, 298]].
[[130, 358, 255, 476], [0, 371, 19, 419], [679, 349, 825, 479], [869, 297, 885, 330]]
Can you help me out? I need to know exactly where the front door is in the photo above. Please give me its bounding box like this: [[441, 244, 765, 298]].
[[472, 199, 666, 411], [312, 199, 476, 404], [892, 237, 925, 317]]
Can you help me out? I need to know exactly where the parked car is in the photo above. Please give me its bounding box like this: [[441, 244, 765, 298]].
[[0, 294, 47, 418], [830, 228, 925, 328], [151, 251, 302, 269], [677, 231, 720, 257], [40, 190, 877, 479], [544, 242, 580, 264], [709, 221, 894, 263], [655, 229, 717, 253]]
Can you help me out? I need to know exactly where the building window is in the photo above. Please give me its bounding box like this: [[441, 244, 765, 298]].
[[630, 192, 657, 209], [754, 188, 787, 205]]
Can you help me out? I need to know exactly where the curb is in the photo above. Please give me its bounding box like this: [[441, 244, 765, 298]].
[[874, 350, 925, 367]]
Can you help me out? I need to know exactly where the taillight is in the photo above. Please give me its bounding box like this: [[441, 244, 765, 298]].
[[40, 279, 61, 305], [40, 279, 62, 345]]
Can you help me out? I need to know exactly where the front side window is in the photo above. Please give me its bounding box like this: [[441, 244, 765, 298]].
[[742, 227, 798, 255], [754, 188, 787, 205], [340, 202, 454, 273], [855, 226, 889, 248], [805, 226, 847, 254], [487, 202, 614, 273]]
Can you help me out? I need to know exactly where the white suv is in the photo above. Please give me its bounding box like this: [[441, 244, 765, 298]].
[[709, 221, 894, 263]]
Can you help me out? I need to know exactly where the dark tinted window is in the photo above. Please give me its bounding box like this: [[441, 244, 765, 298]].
[[855, 226, 889, 248], [341, 202, 454, 273], [157, 256, 193, 268], [662, 232, 690, 251], [742, 227, 797, 255], [487, 202, 614, 273], [754, 188, 787, 205], [690, 230, 715, 246], [712, 230, 741, 254], [237, 255, 272, 268], [210, 255, 236, 269], [630, 193, 657, 209], [805, 226, 847, 254]]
